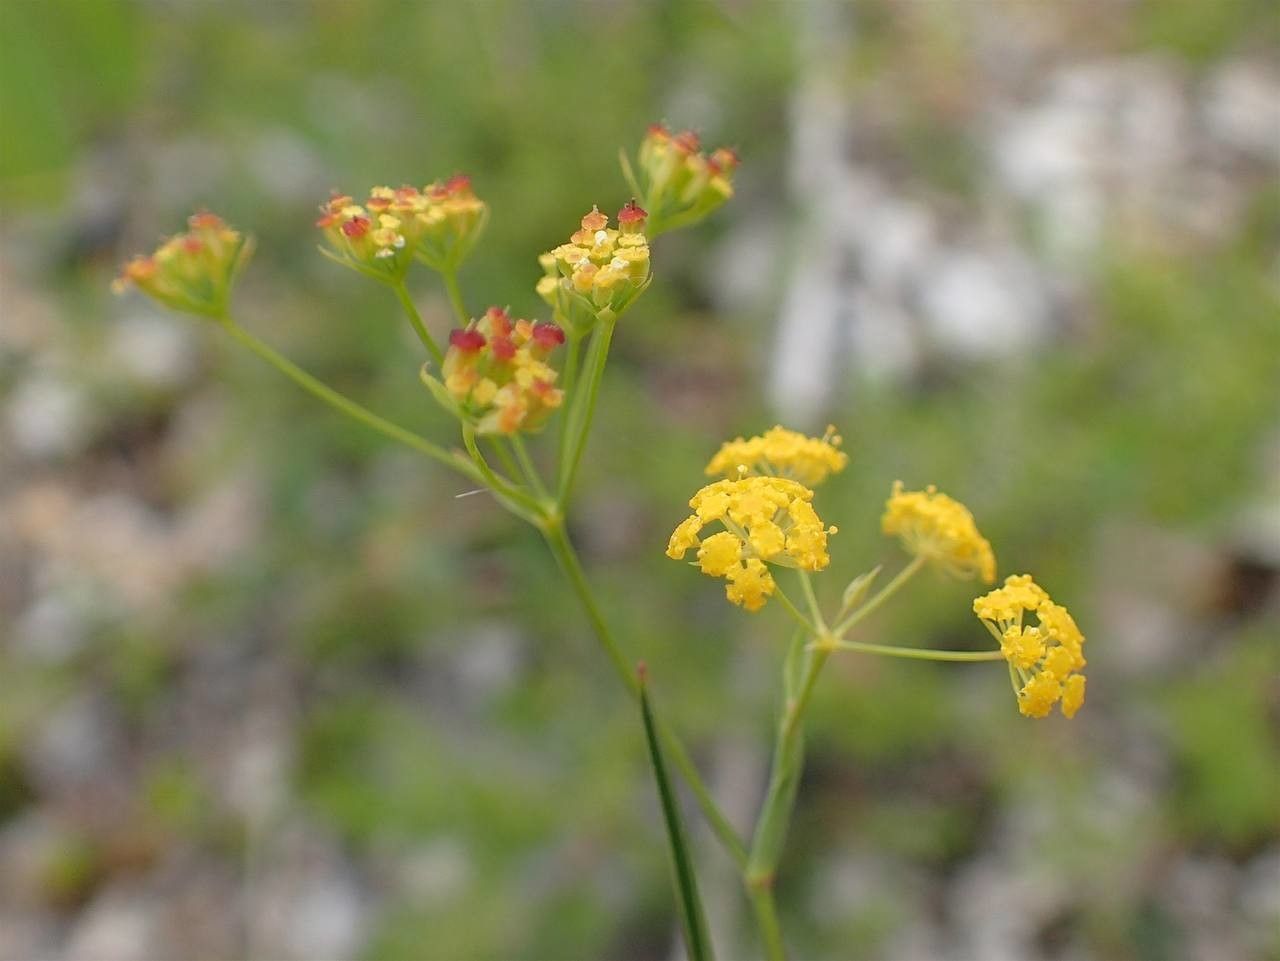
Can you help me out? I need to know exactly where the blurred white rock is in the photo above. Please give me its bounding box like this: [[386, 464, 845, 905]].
[[919, 246, 1050, 359], [6, 372, 92, 460], [246, 822, 369, 961], [248, 127, 329, 202], [24, 692, 123, 794], [106, 313, 197, 389], [65, 885, 163, 961], [1203, 60, 1280, 162]]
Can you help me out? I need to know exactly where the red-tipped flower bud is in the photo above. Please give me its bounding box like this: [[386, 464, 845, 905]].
[[484, 306, 513, 337], [708, 147, 740, 175], [489, 336, 517, 361], [341, 216, 371, 239], [617, 199, 648, 232], [449, 328, 486, 352], [673, 130, 701, 154], [531, 322, 566, 351]]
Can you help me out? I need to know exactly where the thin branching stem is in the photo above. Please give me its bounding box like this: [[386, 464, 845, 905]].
[[222, 320, 475, 482], [391, 280, 444, 366]]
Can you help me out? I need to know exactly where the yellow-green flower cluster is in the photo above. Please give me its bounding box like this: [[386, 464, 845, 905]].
[[316, 176, 487, 280], [536, 203, 651, 331], [974, 574, 1087, 718], [112, 212, 254, 318], [705, 425, 848, 487], [666, 476, 836, 612], [882, 482, 996, 583], [634, 125, 739, 230], [434, 307, 566, 436]]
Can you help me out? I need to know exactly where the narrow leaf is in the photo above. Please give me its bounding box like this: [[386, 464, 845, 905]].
[[638, 664, 714, 961]]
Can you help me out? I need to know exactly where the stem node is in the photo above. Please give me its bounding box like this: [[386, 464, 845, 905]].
[[746, 870, 776, 892]]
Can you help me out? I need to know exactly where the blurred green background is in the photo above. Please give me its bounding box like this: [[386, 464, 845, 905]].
[[2, 1, 1278, 959]]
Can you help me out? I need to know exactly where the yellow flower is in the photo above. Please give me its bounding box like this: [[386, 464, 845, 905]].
[[881, 482, 996, 583], [536, 202, 651, 332], [974, 574, 1087, 719], [705, 425, 848, 487], [725, 559, 774, 612], [112, 211, 253, 318], [666, 476, 836, 612], [1017, 673, 1063, 719]]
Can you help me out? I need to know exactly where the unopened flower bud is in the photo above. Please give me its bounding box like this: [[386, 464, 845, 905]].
[[112, 211, 253, 319], [416, 175, 488, 272], [624, 124, 740, 235], [431, 307, 566, 436], [317, 177, 488, 282], [617, 199, 648, 235]]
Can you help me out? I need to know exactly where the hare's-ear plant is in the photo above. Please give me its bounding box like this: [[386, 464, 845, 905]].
[[114, 125, 1086, 960]]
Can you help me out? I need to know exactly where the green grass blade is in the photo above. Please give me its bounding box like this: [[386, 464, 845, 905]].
[[638, 664, 714, 961]]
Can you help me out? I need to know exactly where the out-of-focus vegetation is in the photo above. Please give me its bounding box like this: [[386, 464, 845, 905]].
[[2, 1, 1277, 959]]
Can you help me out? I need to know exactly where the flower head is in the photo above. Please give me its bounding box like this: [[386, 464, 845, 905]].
[[537, 203, 651, 332], [415, 175, 488, 271], [706, 425, 848, 487], [974, 574, 1087, 718], [666, 476, 837, 612], [632, 124, 739, 232], [431, 307, 565, 435], [881, 482, 996, 583], [112, 211, 253, 318], [317, 178, 487, 280]]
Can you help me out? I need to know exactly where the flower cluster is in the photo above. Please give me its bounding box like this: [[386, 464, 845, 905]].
[[316, 176, 487, 279], [667, 476, 836, 612], [414, 176, 488, 271], [536, 203, 651, 331], [633, 125, 739, 231], [433, 307, 566, 436], [882, 482, 996, 583], [974, 575, 1087, 718], [112, 212, 253, 318], [705, 425, 848, 487]]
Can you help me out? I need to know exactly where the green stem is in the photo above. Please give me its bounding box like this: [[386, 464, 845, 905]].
[[441, 268, 470, 327], [510, 434, 551, 502], [833, 555, 925, 638], [391, 281, 444, 367], [222, 320, 478, 483], [556, 314, 615, 506], [488, 437, 522, 484], [561, 327, 582, 398], [744, 640, 828, 961], [797, 571, 827, 633], [461, 426, 544, 522], [747, 885, 787, 961], [772, 585, 819, 637], [828, 641, 1004, 662], [541, 518, 749, 870], [556, 329, 583, 469]]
